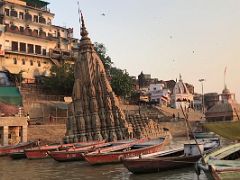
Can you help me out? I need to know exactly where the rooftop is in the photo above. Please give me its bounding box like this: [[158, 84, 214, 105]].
[[25, 0, 49, 8]]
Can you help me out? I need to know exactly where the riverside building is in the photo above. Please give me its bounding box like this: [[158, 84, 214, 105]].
[[0, 0, 78, 83]]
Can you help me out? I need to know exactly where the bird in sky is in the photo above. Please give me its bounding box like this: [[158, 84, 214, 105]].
[[101, 13, 106, 16]]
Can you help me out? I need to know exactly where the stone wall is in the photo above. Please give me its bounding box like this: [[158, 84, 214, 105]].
[[28, 124, 66, 144], [126, 114, 191, 139], [26, 120, 193, 144]]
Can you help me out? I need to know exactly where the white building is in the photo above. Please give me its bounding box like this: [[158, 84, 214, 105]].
[[149, 83, 170, 106], [171, 75, 193, 109]]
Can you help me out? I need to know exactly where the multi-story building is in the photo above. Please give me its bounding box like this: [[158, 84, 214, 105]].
[[149, 83, 170, 106], [0, 0, 78, 83]]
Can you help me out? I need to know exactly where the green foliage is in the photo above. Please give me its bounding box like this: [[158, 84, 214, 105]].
[[94, 42, 113, 71], [41, 42, 133, 97], [94, 42, 133, 97], [42, 63, 74, 95], [110, 67, 133, 97]]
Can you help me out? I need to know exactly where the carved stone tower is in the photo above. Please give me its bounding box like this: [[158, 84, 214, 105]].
[[65, 13, 128, 142]]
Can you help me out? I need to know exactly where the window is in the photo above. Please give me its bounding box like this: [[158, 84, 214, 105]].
[[20, 42, 26, 52], [33, 15, 38, 23], [10, 10, 18, 17], [22, 59, 25, 65], [47, 18, 51, 25], [37, 61, 41, 67], [8, 134, 11, 139], [30, 60, 33, 66], [19, 26, 24, 32], [33, 29, 38, 36], [5, 9, 10, 16], [13, 58, 17, 64], [39, 16, 46, 24], [42, 49, 46, 56], [27, 44, 34, 53], [11, 41, 18, 51], [35, 45, 41, 54], [19, 12, 24, 19]]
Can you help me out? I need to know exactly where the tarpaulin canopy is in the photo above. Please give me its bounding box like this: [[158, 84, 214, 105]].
[[0, 87, 22, 106], [204, 121, 240, 140]]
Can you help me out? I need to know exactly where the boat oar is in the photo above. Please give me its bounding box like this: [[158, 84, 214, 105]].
[[180, 105, 206, 165]]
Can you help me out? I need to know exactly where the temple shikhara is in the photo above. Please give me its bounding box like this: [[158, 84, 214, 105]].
[[65, 13, 128, 142], [65, 13, 164, 142]]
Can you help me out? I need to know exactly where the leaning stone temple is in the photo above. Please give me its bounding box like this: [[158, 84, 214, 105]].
[[65, 13, 128, 142], [65, 13, 164, 142]]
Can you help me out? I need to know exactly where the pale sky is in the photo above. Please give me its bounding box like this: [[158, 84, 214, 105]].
[[47, 0, 240, 100]]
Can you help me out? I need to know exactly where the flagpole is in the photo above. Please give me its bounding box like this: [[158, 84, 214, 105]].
[[224, 67, 227, 89]]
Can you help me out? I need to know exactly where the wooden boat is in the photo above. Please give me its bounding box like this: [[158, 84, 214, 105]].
[[190, 132, 217, 139], [122, 139, 219, 174], [9, 151, 26, 160], [0, 141, 35, 156], [195, 121, 240, 179], [84, 137, 168, 165], [48, 141, 111, 162], [25, 140, 105, 160], [196, 143, 240, 180]]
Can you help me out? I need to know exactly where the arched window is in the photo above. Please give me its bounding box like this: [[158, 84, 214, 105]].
[[30, 60, 33, 66], [22, 59, 25, 65]]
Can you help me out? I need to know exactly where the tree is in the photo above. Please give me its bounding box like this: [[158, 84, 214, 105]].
[[94, 42, 133, 97], [41, 42, 133, 97], [42, 63, 74, 95], [94, 42, 113, 71], [110, 67, 133, 97]]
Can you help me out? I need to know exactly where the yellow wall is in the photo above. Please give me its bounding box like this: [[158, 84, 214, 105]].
[[4, 0, 26, 6]]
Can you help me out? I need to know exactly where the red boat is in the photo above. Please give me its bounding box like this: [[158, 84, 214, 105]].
[[48, 141, 111, 162], [0, 141, 35, 156], [84, 137, 168, 165], [25, 141, 105, 160]]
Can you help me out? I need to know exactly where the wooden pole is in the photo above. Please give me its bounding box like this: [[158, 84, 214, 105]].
[[180, 105, 206, 164], [234, 108, 240, 121]]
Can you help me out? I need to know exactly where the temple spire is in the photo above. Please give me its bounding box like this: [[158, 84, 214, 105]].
[[80, 11, 89, 38], [179, 73, 182, 81]]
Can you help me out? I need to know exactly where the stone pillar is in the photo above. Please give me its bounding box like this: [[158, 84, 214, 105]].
[[21, 125, 28, 143], [3, 126, 8, 146]]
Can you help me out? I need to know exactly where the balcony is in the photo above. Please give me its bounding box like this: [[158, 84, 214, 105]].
[[49, 49, 73, 60], [4, 26, 58, 41], [4, 46, 49, 58]]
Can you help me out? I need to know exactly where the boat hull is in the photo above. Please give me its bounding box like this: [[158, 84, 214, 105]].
[[26, 140, 107, 160], [123, 155, 200, 174], [49, 142, 110, 162], [49, 151, 84, 162], [9, 151, 27, 160], [84, 138, 167, 165], [0, 142, 35, 156]]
